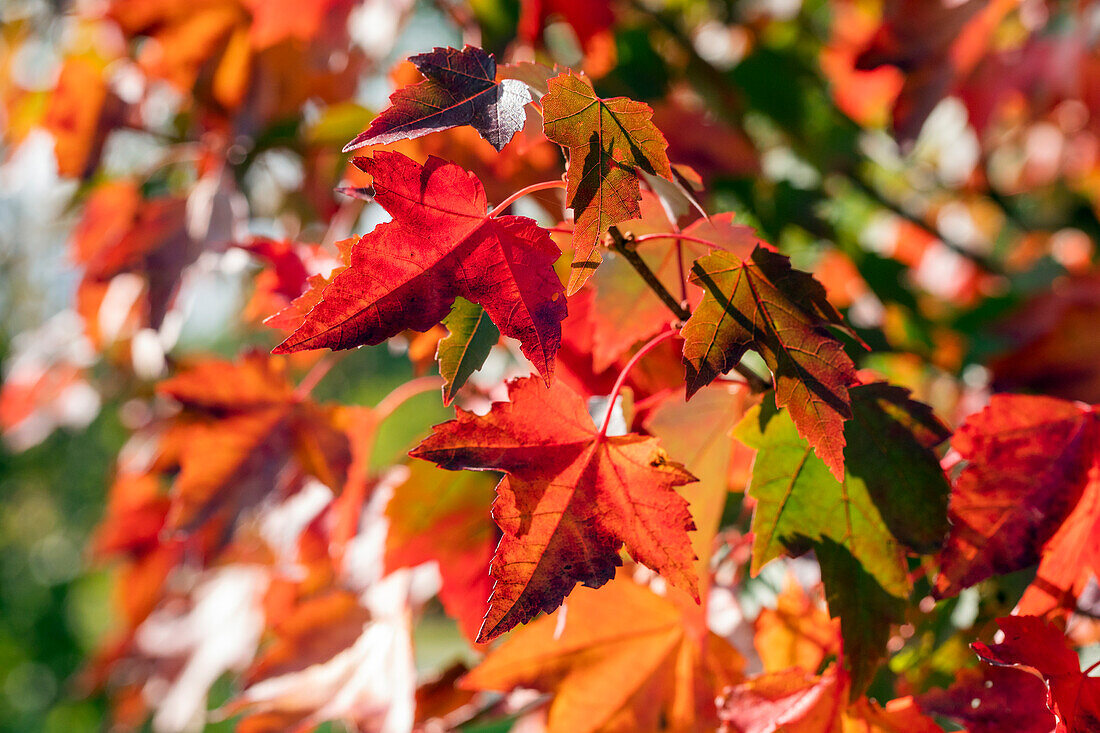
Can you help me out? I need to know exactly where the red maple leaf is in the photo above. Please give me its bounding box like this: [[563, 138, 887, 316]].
[[273, 151, 567, 383], [972, 616, 1100, 732], [934, 394, 1100, 616], [157, 352, 351, 531], [918, 663, 1058, 733], [410, 376, 698, 641], [718, 664, 942, 733]]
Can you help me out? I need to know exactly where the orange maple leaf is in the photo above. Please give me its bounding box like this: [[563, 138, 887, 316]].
[[463, 574, 744, 733], [157, 352, 351, 531]]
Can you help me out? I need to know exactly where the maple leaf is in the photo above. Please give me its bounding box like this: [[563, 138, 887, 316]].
[[733, 384, 950, 691], [684, 246, 859, 480], [934, 395, 1100, 616], [972, 616, 1100, 732], [42, 55, 120, 179], [157, 352, 351, 531], [462, 575, 744, 733], [753, 578, 839, 674], [918, 663, 1058, 733], [71, 180, 196, 342], [410, 376, 699, 641], [384, 460, 499, 642], [273, 152, 567, 384], [542, 71, 674, 293], [345, 46, 531, 153], [437, 297, 500, 405], [718, 664, 943, 733]]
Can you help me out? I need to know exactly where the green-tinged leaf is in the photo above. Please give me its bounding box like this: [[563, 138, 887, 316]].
[[542, 71, 673, 294], [684, 246, 858, 481], [733, 401, 909, 597], [438, 298, 500, 405], [816, 538, 907, 697], [733, 384, 949, 695], [845, 383, 951, 553]]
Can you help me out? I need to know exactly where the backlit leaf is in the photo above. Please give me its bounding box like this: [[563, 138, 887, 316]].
[[274, 152, 566, 384], [542, 71, 674, 293], [934, 395, 1100, 617], [684, 247, 859, 480], [437, 297, 500, 405], [411, 376, 698, 641], [344, 46, 531, 153], [463, 574, 743, 733], [972, 616, 1100, 732]]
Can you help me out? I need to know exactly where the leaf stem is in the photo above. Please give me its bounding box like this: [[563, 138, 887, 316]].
[[293, 352, 347, 399], [607, 227, 691, 321], [488, 180, 567, 217], [374, 375, 445, 420], [598, 328, 679, 439], [633, 232, 717, 249]]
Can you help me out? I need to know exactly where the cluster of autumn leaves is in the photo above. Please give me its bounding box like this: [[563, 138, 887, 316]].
[[4, 1, 1100, 730], [85, 41, 1100, 730]]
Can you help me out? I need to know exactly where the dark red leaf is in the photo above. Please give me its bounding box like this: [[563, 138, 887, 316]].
[[273, 152, 567, 383], [344, 46, 531, 153]]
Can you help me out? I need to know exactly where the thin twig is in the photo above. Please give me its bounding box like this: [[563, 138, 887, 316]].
[[731, 364, 771, 394], [607, 227, 691, 321]]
